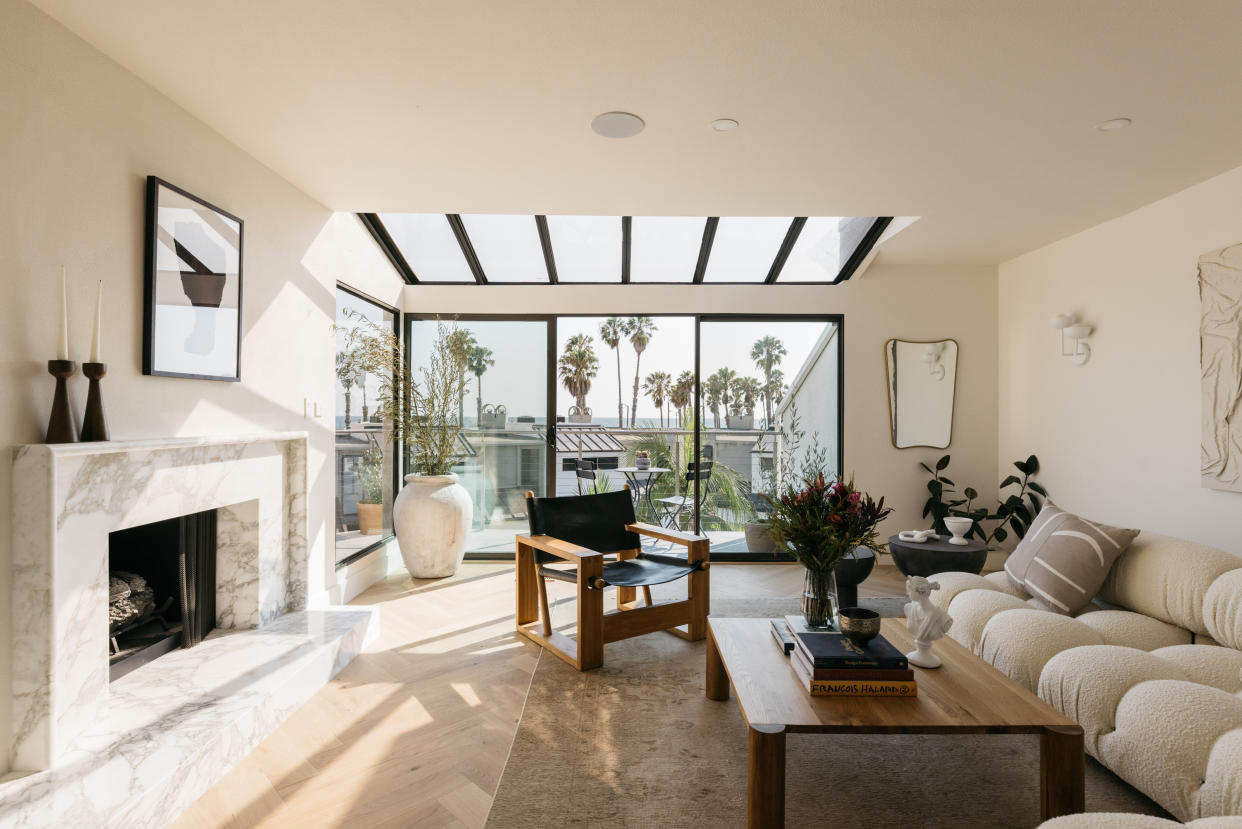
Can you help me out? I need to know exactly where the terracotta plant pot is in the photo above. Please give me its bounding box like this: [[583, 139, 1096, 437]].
[[356, 502, 383, 536], [393, 473, 473, 578]]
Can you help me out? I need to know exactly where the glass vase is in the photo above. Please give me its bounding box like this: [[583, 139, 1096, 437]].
[[801, 567, 839, 630]]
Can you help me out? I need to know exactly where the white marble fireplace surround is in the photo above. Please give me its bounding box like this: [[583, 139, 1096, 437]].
[[9, 433, 312, 772], [1, 433, 380, 827]]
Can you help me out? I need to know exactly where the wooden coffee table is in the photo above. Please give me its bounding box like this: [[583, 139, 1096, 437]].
[[706, 617, 1084, 828]]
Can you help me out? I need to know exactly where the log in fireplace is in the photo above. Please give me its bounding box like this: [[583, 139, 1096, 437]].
[[107, 508, 217, 681]]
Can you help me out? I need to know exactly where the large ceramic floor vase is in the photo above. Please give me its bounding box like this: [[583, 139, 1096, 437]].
[[393, 473, 473, 578]]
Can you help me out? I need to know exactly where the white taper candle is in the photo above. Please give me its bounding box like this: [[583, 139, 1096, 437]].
[[91, 280, 102, 363], [58, 266, 69, 360]]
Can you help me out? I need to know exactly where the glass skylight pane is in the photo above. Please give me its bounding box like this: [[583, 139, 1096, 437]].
[[630, 216, 705, 283], [779, 217, 877, 283], [700, 217, 792, 283], [378, 213, 475, 282], [459, 214, 549, 283], [544, 215, 621, 283]]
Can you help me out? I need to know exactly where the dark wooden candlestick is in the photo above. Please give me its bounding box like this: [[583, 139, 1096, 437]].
[[81, 362, 109, 442], [46, 359, 78, 444]]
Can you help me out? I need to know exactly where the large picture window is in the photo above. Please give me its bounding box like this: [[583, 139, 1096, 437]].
[[335, 286, 398, 565], [405, 313, 841, 560]]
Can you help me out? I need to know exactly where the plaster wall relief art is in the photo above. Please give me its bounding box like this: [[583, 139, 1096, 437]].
[[1199, 242, 1242, 491], [143, 176, 244, 381]]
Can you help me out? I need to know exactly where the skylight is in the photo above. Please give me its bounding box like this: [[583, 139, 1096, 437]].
[[362, 213, 891, 285], [544, 215, 621, 283], [459, 214, 548, 283], [629, 216, 706, 283], [700, 217, 792, 283]]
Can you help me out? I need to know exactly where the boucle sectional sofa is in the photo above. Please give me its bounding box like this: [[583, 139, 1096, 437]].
[[929, 531, 1242, 822]]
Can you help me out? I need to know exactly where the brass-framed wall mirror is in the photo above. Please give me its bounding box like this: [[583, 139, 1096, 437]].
[[884, 338, 958, 449]]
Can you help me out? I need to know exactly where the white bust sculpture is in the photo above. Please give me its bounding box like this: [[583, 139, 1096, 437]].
[[903, 576, 953, 668]]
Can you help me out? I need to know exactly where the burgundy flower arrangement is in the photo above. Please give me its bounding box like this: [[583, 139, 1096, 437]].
[[763, 473, 894, 572]]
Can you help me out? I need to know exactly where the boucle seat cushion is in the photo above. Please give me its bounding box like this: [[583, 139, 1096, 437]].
[[1205, 568, 1242, 649], [946, 589, 1030, 654], [1098, 532, 1241, 636], [1102, 680, 1242, 821], [979, 609, 1106, 691], [1041, 645, 1242, 821]]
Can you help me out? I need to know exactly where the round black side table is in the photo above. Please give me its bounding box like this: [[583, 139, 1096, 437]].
[[887, 534, 988, 578]]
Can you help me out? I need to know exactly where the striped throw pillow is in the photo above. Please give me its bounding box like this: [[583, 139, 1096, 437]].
[[1004, 502, 1139, 615]]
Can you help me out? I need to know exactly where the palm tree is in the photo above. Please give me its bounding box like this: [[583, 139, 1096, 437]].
[[751, 336, 787, 428], [710, 367, 737, 422], [642, 371, 671, 428], [355, 367, 368, 423], [466, 346, 495, 422], [336, 350, 358, 428], [599, 317, 626, 427], [766, 368, 786, 414], [623, 317, 657, 427], [455, 331, 478, 425], [670, 370, 695, 427], [731, 376, 763, 417], [703, 373, 726, 429], [559, 333, 599, 416]]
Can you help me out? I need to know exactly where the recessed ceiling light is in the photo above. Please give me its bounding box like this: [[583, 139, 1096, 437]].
[[1094, 118, 1133, 132], [711, 118, 739, 132], [591, 112, 645, 139]]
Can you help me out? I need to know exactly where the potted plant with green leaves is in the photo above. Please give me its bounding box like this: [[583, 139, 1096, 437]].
[[342, 314, 474, 578], [355, 447, 385, 536]]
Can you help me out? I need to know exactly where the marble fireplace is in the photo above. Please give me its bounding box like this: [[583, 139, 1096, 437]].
[[4, 433, 377, 826]]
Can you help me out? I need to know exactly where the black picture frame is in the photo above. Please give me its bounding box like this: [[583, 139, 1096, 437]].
[[143, 176, 244, 381]]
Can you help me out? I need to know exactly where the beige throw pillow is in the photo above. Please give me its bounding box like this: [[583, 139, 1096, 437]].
[[1003, 502, 1139, 615]]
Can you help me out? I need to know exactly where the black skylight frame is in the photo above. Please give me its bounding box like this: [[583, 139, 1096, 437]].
[[358, 213, 892, 286]]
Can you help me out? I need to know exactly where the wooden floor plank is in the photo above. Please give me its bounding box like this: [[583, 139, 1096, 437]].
[[174, 561, 909, 828]]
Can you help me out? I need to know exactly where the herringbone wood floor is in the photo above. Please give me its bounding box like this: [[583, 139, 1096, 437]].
[[173, 562, 913, 828]]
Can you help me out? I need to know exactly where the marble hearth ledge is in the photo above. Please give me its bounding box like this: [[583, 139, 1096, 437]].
[[0, 608, 379, 828]]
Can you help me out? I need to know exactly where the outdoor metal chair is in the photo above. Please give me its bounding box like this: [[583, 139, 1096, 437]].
[[574, 458, 599, 495], [654, 461, 714, 532], [515, 489, 710, 671]]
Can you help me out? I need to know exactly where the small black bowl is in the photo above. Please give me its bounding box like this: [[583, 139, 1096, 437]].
[[837, 607, 882, 647]]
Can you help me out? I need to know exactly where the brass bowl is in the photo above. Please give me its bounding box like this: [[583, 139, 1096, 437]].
[[837, 607, 882, 647]]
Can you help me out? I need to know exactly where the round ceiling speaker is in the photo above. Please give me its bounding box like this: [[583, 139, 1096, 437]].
[[591, 111, 645, 139]]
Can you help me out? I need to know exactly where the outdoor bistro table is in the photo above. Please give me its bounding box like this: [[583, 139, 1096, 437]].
[[615, 466, 669, 523]]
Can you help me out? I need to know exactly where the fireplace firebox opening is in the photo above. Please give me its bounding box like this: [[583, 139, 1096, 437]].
[[108, 508, 217, 681]]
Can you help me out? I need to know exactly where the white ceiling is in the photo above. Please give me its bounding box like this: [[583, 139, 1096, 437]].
[[29, 0, 1242, 264]]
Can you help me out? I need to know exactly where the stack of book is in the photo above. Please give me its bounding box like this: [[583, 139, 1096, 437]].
[[770, 616, 917, 697]]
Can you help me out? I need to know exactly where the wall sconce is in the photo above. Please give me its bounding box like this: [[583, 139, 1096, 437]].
[[1049, 313, 1092, 365], [921, 342, 946, 380]]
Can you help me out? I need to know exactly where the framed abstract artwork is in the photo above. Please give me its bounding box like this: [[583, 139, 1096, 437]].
[[143, 176, 243, 381]]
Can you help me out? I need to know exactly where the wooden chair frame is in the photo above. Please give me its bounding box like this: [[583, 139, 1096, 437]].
[[515, 514, 710, 671]]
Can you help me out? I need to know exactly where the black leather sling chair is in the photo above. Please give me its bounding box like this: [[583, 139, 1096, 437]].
[[515, 488, 710, 671]]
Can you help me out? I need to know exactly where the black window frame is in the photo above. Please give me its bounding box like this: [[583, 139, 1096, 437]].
[[335, 282, 402, 570]]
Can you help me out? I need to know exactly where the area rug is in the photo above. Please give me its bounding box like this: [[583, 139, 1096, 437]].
[[485, 600, 1168, 829]]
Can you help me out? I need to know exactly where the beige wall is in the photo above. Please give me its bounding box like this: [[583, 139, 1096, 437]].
[[998, 163, 1242, 555], [404, 265, 999, 538], [0, 0, 399, 771]]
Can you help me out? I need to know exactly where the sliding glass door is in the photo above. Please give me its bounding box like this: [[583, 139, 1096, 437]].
[[405, 313, 842, 560], [698, 317, 842, 557], [407, 317, 552, 555]]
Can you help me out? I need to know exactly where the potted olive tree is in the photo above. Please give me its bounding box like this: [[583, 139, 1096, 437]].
[[355, 447, 385, 535], [342, 314, 474, 578]]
